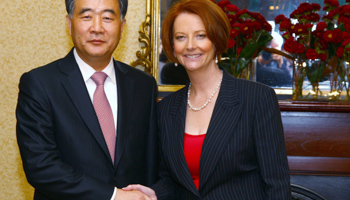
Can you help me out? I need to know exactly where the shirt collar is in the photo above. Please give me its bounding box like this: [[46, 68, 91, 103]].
[[73, 48, 116, 84]]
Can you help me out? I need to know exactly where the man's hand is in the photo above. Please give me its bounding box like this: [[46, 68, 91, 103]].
[[115, 188, 153, 200], [122, 184, 157, 200]]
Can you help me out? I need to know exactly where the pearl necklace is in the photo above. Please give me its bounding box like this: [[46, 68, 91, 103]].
[[187, 71, 223, 111]]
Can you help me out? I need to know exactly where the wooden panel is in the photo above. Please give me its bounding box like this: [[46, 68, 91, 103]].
[[288, 156, 350, 176], [280, 101, 350, 176], [282, 112, 350, 157]]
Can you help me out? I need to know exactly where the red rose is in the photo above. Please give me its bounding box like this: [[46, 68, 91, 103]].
[[295, 43, 306, 54], [299, 3, 313, 13], [226, 14, 237, 25], [236, 9, 249, 18], [333, 29, 344, 44], [336, 47, 345, 58], [251, 21, 261, 31], [311, 3, 321, 11], [275, 14, 289, 24], [316, 22, 327, 31], [279, 21, 291, 31], [339, 5, 350, 15], [237, 47, 243, 55], [240, 23, 253, 34], [262, 21, 272, 32], [217, 0, 231, 10], [313, 30, 325, 39], [323, 30, 335, 42], [227, 39, 236, 48], [306, 48, 318, 60], [345, 23, 350, 32], [284, 38, 297, 53], [342, 39, 350, 48], [338, 16, 350, 25], [294, 24, 309, 35], [226, 4, 240, 13], [319, 40, 329, 50], [324, 0, 339, 8], [230, 29, 240, 38], [319, 53, 328, 61], [308, 13, 320, 22], [232, 23, 240, 29]]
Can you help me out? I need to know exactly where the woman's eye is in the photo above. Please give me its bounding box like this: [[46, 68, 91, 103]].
[[197, 34, 206, 38], [176, 36, 185, 40]]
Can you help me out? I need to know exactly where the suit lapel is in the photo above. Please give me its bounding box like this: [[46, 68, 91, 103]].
[[59, 50, 112, 163], [199, 71, 243, 189], [167, 88, 201, 196], [113, 61, 136, 168]]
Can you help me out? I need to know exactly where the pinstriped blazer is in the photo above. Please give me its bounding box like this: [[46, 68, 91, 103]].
[[152, 70, 291, 199]]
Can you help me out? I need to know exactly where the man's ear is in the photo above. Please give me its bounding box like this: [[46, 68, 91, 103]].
[[66, 15, 72, 36], [120, 19, 126, 39]]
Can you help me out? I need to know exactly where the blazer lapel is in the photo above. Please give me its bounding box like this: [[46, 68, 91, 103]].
[[199, 71, 243, 189], [113, 61, 136, 168], [167, 87, 201, 196], [59, 50, 112, 163]]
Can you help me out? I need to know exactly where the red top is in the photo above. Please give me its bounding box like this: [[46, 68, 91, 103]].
[[184, 133, 206, 190]]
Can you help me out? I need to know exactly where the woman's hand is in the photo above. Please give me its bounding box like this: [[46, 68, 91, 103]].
[[122, 184, 157, 200]]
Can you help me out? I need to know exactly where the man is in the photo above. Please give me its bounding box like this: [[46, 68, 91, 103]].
[[16, 0, 158, 199], [256, 32, 293, 87]]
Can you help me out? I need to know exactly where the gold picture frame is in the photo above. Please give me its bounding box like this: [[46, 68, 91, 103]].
[[131, 0, 292, 95], [130, 0, 184, 92]]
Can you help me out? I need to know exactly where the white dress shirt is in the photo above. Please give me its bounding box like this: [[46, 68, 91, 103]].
[[73, 49, 118, 200]]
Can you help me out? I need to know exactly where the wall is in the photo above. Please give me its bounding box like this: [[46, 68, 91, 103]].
[[0, 0, 146, 199]]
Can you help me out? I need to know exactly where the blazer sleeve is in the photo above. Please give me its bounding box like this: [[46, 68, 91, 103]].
[[151, 102, 177, 200], [253, 87, 291, 199], [16, 72, 114, 200]]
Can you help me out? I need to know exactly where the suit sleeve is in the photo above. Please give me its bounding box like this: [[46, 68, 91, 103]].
[[16, 72, 114, 200], [144, 78, 160, 186], [151, 102, 177, 200], [253, 87, 291, 199]]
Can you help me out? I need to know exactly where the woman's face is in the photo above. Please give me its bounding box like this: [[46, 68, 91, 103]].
[[173, 12, 216, 72]]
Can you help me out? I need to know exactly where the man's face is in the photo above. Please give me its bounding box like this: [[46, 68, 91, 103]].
[[67, 0, 126, 69]]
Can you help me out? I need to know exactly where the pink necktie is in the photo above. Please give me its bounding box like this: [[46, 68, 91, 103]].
[[91, 72, 116, 163]]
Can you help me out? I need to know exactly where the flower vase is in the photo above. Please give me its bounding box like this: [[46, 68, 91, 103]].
[[292, 59, 306, 100], [344, 61, 350, 100], [236, 59, 254, 80], [292, 59, 327, 101], [330, 60, 350, 100]]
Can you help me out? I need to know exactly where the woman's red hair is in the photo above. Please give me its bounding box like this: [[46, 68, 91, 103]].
[[161, 0, 231, 63]]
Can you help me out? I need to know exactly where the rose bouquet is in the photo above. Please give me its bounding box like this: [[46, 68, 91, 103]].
[[216, 0, 274, 79], [275, 0, 350, 100]]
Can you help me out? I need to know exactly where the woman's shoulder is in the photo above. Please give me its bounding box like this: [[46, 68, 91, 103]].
[[224, 71, 276, 97], [158, 86, 187, 108]]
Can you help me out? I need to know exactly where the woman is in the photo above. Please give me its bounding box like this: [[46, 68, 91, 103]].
[[124, 0, 291, 199]]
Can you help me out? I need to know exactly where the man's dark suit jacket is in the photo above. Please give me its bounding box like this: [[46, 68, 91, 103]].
[[16, 49, 159, 200], [152, 70, 291, 199]]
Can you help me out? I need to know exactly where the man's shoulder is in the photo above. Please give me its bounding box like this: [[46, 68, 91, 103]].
[[25, 57, 65, 77], [114, 60, 155, 82]]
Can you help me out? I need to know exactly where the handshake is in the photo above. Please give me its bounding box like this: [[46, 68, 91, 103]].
[[116, 184, 157, 200]]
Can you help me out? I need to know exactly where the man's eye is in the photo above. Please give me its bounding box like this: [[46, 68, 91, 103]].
[[82, 15, 91, 19]]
